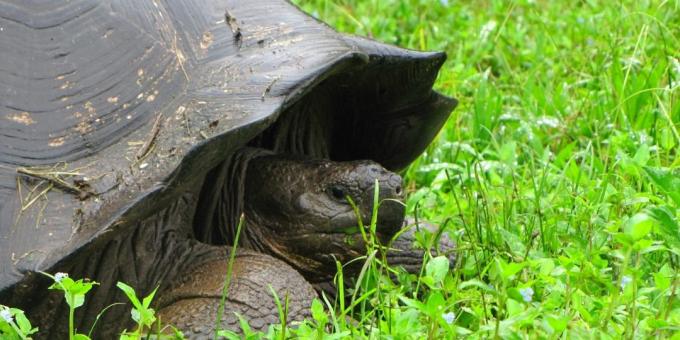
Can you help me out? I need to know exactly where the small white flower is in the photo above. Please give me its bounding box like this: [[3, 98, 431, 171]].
[[620, 275, 632, 290], [622, 56, 642, 71], [480, 20, 497, 41], [1, 308, 12, 323], [672, 57, 680, 75], [519, 287, 534, 302], [54, 272, 68, 283], [442, 312, 455, 324], [536, 116, 560, 129], [440, 0, 449, 6], [669, 57, 680, 90]]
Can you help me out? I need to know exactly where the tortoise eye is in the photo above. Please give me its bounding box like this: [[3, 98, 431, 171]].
[[330, 186, 345, 200]]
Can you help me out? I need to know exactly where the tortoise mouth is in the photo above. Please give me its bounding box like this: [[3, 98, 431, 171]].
[[279, 226, 398, 257], [272, 230, 391, 280], [325, 197, 406, 235], [322, 229, 390, 243]]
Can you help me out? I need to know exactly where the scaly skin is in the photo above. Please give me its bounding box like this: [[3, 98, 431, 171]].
[[157, 153, 454, 337], [157, 250, 316, 338], [158, 154, 407, 336], [240, 155, 406, 282]]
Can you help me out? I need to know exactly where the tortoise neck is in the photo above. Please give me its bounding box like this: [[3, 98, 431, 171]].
[[239, 213, 333, 282], [238, 218, 267, 252]]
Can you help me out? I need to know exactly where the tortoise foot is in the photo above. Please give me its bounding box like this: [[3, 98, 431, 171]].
[[387, 217, 457, 273]]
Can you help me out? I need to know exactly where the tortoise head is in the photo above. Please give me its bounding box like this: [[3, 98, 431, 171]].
[[242, 155, 405, 281]]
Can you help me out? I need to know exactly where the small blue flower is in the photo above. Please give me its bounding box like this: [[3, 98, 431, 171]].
[[620, 275, 632, 290], [519, 287, 534, 302], [440, 0, 449, 6], [442, 312, 455, 324], [54, 272, 68, 283], [1, 308, 12, 323]]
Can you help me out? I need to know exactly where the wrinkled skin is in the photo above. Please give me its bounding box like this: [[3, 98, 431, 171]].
[[240, 155, 406, 282], [158, 155, 416, 337], [155, 154, 453, 338]]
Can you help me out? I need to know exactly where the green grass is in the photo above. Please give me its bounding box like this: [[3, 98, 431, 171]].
[[292, 0, 680, 338], [2, 1, 679, 339]]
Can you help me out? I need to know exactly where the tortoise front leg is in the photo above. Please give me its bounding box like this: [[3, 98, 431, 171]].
[[157, 247, 316, 338], [386, 217, 456, 273], [314, 218, 455, 299]]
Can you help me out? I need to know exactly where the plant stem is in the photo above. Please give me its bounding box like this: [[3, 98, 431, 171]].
[[8, 320, 28, 340], [602, 247, 632, 331], [213, 214, 245, 340], [69, 306, 74, 340]]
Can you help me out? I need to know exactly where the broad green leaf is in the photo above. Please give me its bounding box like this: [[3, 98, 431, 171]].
[[72, 294, 85, 309], [535, 258, 555, 276], [506, 299, 523, 317], [498, 141, 517, 166], [426, 256, 450, 285], [235, 313, 255, 337], [68, 281, 95, 296], [420, 275, 435, 288], [60, 277, 76, 290], [458, 279, 496, 293], [217, 329, 241, 340], [648, 206, 680, 247], [12, 309, 35, 335], [116, 282, 143, 310], [499, 228, 526, 257], [310, 299, 327, 325], [119, 334, 137, 340], [141, 287, 158, 309], [654, 264, 673, 291], [659, 127, 676, 150], [494, 258, 525, 281], [425, 291, 446, 317], [546, 315, 569, 333], [624, 213, 653, 240], [554, 141, 577, 167], [643, 167, 680, 206], [398, 295, 426, 312], [633, 143, 650, 166], [646, 317, 670, 329], [572, 292, 594, 324]]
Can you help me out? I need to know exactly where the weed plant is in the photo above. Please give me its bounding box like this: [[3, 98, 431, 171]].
[[292, 0, 680, 338], [1, 0, 679, 339]]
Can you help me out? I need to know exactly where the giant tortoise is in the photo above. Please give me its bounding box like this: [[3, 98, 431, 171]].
[[0, 0, 457, 337]]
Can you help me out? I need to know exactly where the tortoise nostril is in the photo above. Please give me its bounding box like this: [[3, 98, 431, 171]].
[[395, 185, 402, 196]]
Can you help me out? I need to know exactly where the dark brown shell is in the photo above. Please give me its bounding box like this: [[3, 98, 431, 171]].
[[0, 0, 456, 291]]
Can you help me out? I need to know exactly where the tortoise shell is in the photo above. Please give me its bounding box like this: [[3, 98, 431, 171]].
[[0, 0, 456, 292]]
